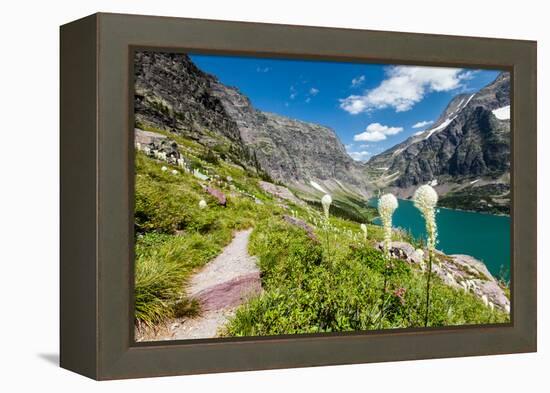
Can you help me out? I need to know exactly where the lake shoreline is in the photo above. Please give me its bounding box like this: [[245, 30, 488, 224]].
[[369, 198, 510, 281]]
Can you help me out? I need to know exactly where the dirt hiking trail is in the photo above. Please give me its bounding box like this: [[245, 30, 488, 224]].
[[169, 228, 261, 340]]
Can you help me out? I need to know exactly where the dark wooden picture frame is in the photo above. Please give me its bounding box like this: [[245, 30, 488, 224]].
[[60, 12, 537, 380]]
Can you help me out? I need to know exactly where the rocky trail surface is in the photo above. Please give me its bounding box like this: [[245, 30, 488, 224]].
[[141, 229, 261, 341]]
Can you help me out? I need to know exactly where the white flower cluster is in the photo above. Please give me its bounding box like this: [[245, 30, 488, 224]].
[[378, 193, 398, 258], [198, 199, 207, 209], [321, 194, 332, 219], [413, 185, 438, 254], [360, 223, 368, 241]]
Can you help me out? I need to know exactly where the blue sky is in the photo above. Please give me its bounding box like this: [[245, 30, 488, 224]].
[[190, 53, 501, 161]]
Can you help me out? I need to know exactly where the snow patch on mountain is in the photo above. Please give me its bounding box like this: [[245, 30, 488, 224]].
[[309, 181, 327, 193], [424, 116, 456, 140], [492, 105, 510, 120]]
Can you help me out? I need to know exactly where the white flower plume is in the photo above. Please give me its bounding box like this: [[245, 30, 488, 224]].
[[360, 223, 368, 241], [378, 193, 398, 258], [413, 185, 438, 253], [321, 194, 332, 219]]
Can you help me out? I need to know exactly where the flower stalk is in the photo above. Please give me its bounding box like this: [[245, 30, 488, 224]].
[[377, 193, 398, 328], [360, 223, 368, 243], [321, 194, 333, 265], [413, 185, 438, 328]]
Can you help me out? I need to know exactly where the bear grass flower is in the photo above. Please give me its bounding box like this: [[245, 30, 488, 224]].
[[321, 194, 332, 219], [376, 193, 398, 327], [198, 199, 207, 209], [377, 193, 398, 259], [320, 194, 333, 265], [360, 223, 368, 242], [413, 185, 438, 254], [412, 184, 438, 327]]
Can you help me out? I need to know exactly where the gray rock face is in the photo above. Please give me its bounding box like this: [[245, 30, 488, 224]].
[[259, 181, 304, 206], [134, 51, 243, 144], [366, 73, 510, 211], [135, 128, 181, 162], [134, 51, 368, 196], [378, 242, 510, 312], [283, 215, 318, 242], [210, 80, 368, 194]]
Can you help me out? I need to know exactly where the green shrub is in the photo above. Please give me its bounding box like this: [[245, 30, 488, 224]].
[[224, 217, 510, 336], [133, 151, 272, 326]]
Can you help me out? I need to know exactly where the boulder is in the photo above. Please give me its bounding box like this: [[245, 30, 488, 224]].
[[283, 215, 318, 242], [259, 181, 304, 206], [206, 187, 226, 206], [376, 241, 510, 312], [135, 128, 181, 161]]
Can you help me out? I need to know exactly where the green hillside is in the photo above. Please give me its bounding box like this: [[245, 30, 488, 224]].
[[134, 128, 509, 334]]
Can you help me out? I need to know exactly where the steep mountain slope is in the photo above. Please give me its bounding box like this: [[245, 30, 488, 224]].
[[134, 51, 368, 200], [366, 73, 511, 213], [209, 80, 368, 197]]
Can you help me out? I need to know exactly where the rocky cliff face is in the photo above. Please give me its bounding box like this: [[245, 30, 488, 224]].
[[209, 80, 368, 195], [134, 51, 368, 196], [134, 52, 243, 144], [381, 242, 509, 312], [366, 73, 511, 213]]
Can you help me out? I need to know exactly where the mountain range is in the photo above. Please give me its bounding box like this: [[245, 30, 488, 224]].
[[134, 52, 510, 215], [366, 72, 510, 213]]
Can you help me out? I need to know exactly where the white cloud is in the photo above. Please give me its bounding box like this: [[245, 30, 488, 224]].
[[309, 87, 319, 96], [305, 97, 311, 103], [289, 85, 297, 100], [348, 150, 371, 161], [351, 75, 365, 88], [340, 66, 470, 114], [412, 120, 434, 129], [256, 66, 271, 73], [353, 123, 403, 142], [345, 143, 371, 161]]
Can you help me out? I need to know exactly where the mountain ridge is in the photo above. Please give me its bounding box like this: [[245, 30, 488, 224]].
[[134, 51, 510, 214], [134, 51, 369, 199], [365, 72, 511, 214]]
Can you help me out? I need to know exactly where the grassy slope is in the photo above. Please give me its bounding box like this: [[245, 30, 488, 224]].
[[134, 138, 275, 326], [135, 129, 509, 333], [223, 217, 508, 336]]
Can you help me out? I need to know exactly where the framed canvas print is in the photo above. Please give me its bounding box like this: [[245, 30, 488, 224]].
[[60, 13, 537, 380]]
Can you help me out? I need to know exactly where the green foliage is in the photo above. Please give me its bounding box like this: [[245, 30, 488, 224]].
[[224, 218, 509, 336], [304, 198, 377, 224], [438, 184, 510, 215], [133, 131, 510, 334], [134, 231, 228, 326], [199, 149, 220, 165], [134, 150, 272, 326]]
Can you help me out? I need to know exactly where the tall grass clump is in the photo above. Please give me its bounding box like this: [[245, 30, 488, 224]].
[[413, 184, 439, 327], [133, 151, 272, 326]]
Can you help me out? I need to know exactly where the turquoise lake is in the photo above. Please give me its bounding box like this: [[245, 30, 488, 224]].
[[372, 199, 511, 281]]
